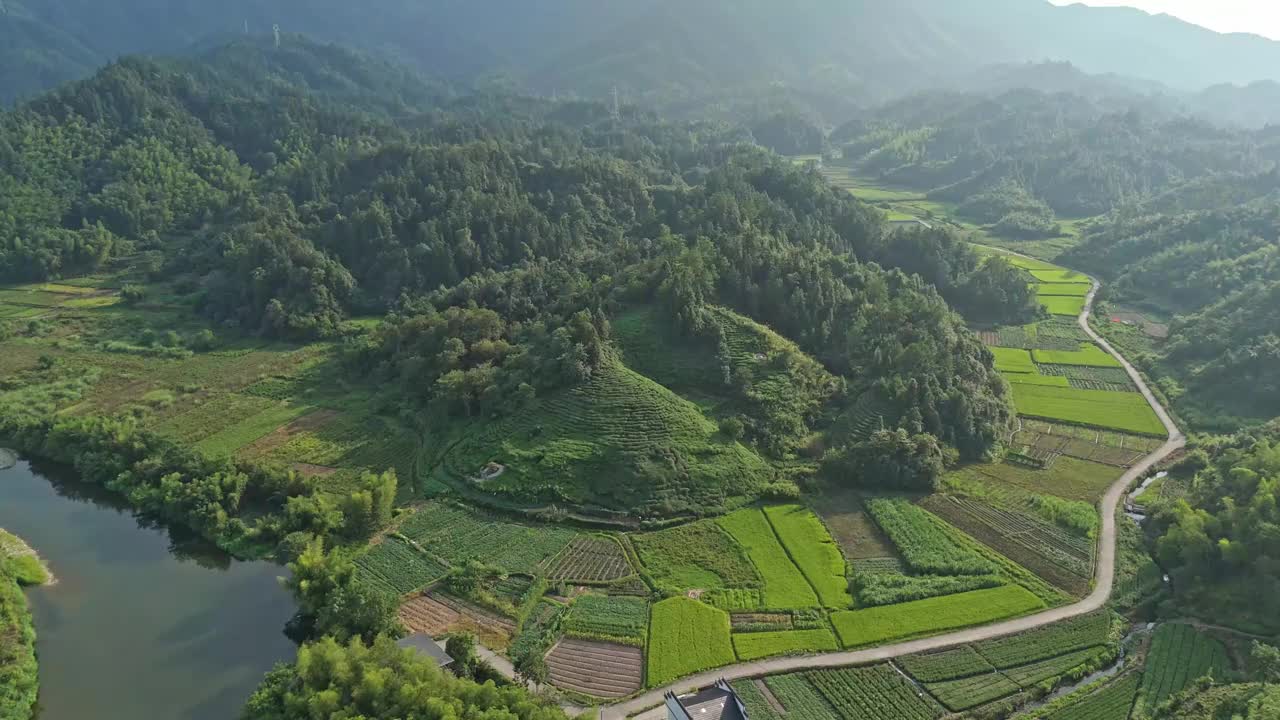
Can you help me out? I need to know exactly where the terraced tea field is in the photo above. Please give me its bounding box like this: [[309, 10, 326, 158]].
[[1133, 624, 1230, 716]]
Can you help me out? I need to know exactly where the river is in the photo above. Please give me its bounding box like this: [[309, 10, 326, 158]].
[[0, 456, 297, 720]]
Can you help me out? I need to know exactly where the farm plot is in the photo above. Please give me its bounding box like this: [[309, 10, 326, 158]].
[[973, 610, 1112, 668], [1133, 624, 1230, 716], [647, 597, 735, 686], [900, 646, 995, 682], [1044, 673, 1139, 720], [398, 592, 516, 650], [732, 629, 839, 661], [564, 594, 648, 645], [545, 535, 633, 583], [632, 520, 760, 594], [925, 671, 1021, 711], [806, 665, 943, 720], [1035, 283, 1091, 297], [919, 496, 1093, 596], [991, 347, 1037, 374], [397, 501, 577, 574], [947, 457, 1125, 503], [1030, 270, 1091, 284], [1002, 646, 1107, 687], [353, 537, 448, 595], [1036, 364, 1134, 392], [764, 673, 839, 720], [152, 392, 278, 445], [1032, 345, 1122, 368], [717, 507, 819, 608], [764, 504, 852, 608], [1013, 426, 1147, 467], [864, 499, 995, 576], [1010, 383, 1165, 436], [730, 680, 786, 720], [193, 401, 313, 458], [1040, 295, 1087, 316], [831, 586, 1045, 648], [1004, 373, 1071, 388], [546, 638, 644, 698], [815, 490, 901, 562]]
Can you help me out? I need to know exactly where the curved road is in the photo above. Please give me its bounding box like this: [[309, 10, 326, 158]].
[[602, 278, 1186, 719]]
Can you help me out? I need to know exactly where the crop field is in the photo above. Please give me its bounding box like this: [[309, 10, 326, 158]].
[[1039, 295, 1087, 316], [1013, 426, 1147, 467], [1005, 373, 1071, 388], [730, 679, 786, 720], [546, 638, 644, 698], [153, 392, 278, 445], [1133, 624, 1230, 715], [442, 359, 772, 514], [763, 504, 852, 608], [1002, 646, 1106, 687], [647, 597, 735, 686], [815, 490, 901, 564], [1010, 383, 1165, 436], [353, 537, 449, 595], [806, 665, 943, 720], [1030, 270, 1091, 284], [398, 592, 516, 650], [732, 628, 840, 661], [1045, 673, 1139, 720], [545, 535, 633, 583], [984, 320, 1089, 351], [563, 594, 648, 644], [920, 496, 1092, 596], [1032, 345, 1122, 368], [992, 347, 1037, 374], [899, 646, 996, 682], [973, 610, 1112, 668], [1022, 420, 1163, 452], [193, 401, 313, 458], [764, 673, 840, 719], [1035, 364, 1134, 392], [396, 501, 578, 573], [633, 519, 760, 593], [831, 586, 1045, 648], [948, 455, 1124, 503], [717, 507, 820, 608], [925, 671, 1021, 711], [864, 499, 995, 576], [1035, 283, 1091, 297]]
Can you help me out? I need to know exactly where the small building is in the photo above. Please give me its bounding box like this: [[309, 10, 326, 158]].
[[664, 679, 749, 720], [396, 633, 455, 670]]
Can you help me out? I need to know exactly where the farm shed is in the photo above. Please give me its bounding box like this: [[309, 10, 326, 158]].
[[665, 679, 749, 720], [396, 633, 455, 670]]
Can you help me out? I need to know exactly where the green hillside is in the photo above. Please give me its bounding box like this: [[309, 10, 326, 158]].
[[440, 356, 776, 517]]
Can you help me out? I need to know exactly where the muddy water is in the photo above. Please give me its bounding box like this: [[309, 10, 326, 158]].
[[0, 456, 296, 720]]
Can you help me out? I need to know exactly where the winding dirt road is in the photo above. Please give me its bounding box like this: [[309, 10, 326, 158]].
[[601, 277, 1185, 720]]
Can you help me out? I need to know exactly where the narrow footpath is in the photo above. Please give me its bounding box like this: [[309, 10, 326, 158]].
[[601, 277, 1186, 720]]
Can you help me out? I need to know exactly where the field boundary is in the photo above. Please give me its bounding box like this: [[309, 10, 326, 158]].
[[602, 253, 1186, 720]]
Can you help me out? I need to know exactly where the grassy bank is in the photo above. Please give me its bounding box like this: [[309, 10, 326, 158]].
[[0, 529, 45, 720]]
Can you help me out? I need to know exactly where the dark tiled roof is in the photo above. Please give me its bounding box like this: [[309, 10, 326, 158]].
[[676, 686, 746, 720], [396, 633, 454, 667]]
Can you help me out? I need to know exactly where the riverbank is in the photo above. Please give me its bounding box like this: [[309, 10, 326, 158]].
[[1, 528, 41, 720], [0, 457, 298, 720]]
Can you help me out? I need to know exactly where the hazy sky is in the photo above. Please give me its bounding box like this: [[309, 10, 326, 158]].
[[1049, 1, 1280, 41]]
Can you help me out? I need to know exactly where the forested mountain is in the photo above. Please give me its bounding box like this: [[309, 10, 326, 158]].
[[1, 37, 1040, 513], [8, 0, 1280, 124], [837, 89, 1280, 219], [1062, 196, 1280, 429]]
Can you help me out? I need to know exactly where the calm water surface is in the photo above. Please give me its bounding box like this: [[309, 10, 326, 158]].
[[0, 457, 297, 720]]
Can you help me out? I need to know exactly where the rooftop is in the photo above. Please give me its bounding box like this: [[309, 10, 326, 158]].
[[396, 633, 454, 668]]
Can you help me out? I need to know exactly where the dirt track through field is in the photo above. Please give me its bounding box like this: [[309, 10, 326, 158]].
[[604, 261, 1186, 720]]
